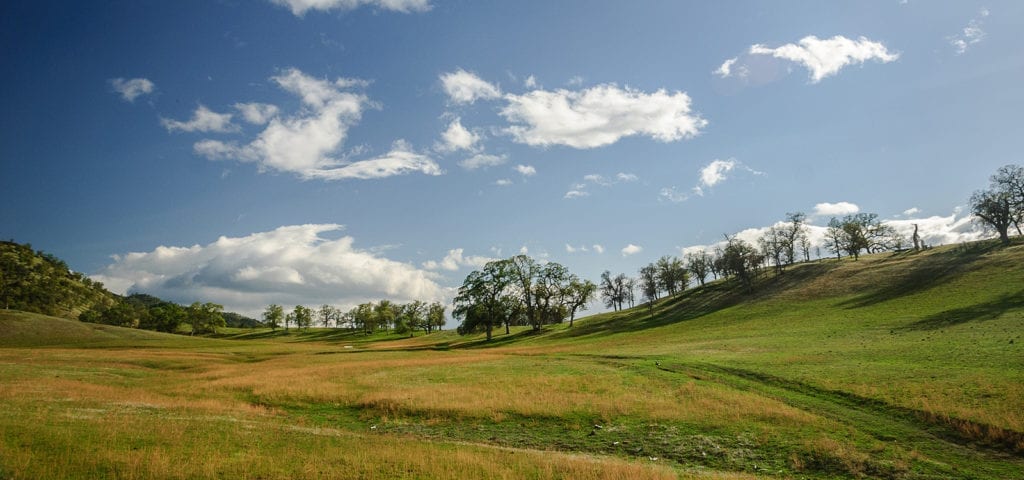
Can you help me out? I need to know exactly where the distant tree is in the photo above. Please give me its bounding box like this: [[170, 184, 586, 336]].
[[563, 278, 596, 327], [686, 251, 712, 286], [397, 300, 426, 337], [293, 304, 313, 331], [599, 271, 622, 311], [186, 302, 224, 335], [453, 260, 514, 341], [990, 164, 1024, 235], [655, 256, 687, 296], [825, 218, 845, 260], [639, 264, 659, 302], [373, 300, 397, 333], [142, 303, 185, 333], [782, 212, 808, 265], [971, 166, 1024, 244], [719, 235, 762, 290], [317, 304, 336, 328], [263, 304, 284, 331], [426, 301, 446, 333], [759, 226, 787, 274]]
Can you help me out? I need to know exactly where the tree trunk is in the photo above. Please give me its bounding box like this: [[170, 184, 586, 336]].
[[486, 322, 492, 341], [999, 226, 1010, 245]]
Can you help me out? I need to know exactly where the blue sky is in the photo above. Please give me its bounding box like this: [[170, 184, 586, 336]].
[[2, 1, 1021, 316]]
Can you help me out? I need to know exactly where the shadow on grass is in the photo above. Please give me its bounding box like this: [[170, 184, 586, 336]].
[[900, 289, 1024, 331], [838, 240, 1006, 309]]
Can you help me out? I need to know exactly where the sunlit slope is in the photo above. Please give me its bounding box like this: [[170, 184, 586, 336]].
[[0, 310, 214, 348], [529, 240, 1024, 447]]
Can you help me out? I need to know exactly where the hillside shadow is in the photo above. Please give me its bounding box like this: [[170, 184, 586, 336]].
[[899, 289, 1024, 331], [838, 241, 1004, 309]]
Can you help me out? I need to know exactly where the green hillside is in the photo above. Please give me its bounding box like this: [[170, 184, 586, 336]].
[[1, 239, 1022, 479]]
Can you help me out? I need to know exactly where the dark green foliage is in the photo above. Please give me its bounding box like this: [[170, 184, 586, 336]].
[[0, 241, 116, 318]]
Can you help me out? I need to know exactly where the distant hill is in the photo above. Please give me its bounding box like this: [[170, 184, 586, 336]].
[[0, 240, 260, 331], [0, 240, 117, 318]]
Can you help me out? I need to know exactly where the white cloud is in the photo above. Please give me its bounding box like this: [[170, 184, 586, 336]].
[[813, 201, 861, 217], [437, 117, 480, 153], [270, 0, 430, 16], [458, 153, 507, 170], [110, 77, 155, 102], [621, 244, 643, 257], [92, 224, 447, 317], [515, 164, 536, 176], [565, 244, 582, 253], [191, 68, 438, 181], [301, 140, 442, 180], [495, 178, 512, 186], [440, 69, 501, 105], [592, 244, 605, 254], [234, 102, 280, 124], [565, 172, 638, 198], [700, 159, 735, 187], [566, 75, 584, 87], [949, 9, 989, 55], [902, 207, 921, 216], [161, 105, 239, 133], [524, 75, 538, 89], [713, 57, 738, 78], [748, 35, 899, 83], [661, 158, 761, 203], [422, 248, 496, 271], [501, 84, 707, 149]]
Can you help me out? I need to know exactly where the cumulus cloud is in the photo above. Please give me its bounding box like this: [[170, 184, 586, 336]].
[[747, 35, 899, 83], [902, 207, 921, 216], [592, 244, 605, 254], [566, 243, 604, 254], [234, 102, 280, 124], [161, 105, 239, 133], [92, 224, 447, 317], [813, 201, 860, 217], [458, 153, 508, 170], [110, 77, 155, 102], [495, 178, 512, 186], [270, 0, 430, 16], [660, 158, 762, 203], [191, 68, 439, 181], [564, 188, 589, 199], [422, 248, 497, 271], [621, 244, 643, 256], [524, 75, 538, 88], [949, 8, 989, 55], [437, 117, 480, 153], [440, 69, 501, 105], [501, 84, 706, 148]]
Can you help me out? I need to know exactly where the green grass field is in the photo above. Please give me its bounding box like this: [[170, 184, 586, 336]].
[[1, 240, 1022, 479]]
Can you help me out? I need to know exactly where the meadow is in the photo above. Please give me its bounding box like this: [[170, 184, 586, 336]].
[[1, 241, 1022, 479]]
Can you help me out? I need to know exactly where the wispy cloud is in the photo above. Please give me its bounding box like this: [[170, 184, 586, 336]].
[[660, 158, 762, 203], [440, 69, 501, 105], [564, 172, 638, 199], [161, 105, 239, 133], [949, 8, 990, 55], [110, 77, 155, 102], [270, 0, 430, 16]]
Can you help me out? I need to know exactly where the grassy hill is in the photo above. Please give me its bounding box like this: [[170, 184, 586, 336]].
[[1, 239, 1022, 479]]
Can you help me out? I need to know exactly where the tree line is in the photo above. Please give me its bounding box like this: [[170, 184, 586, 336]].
[[261, 300, 446, 337]]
